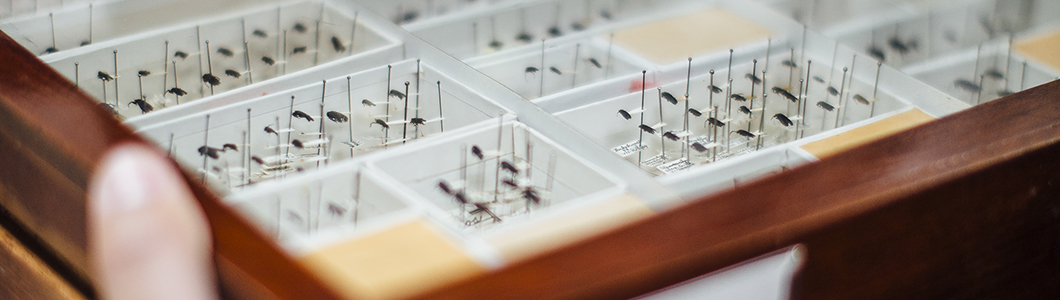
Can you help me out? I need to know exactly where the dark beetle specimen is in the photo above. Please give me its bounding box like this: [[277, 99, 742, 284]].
[[362, 99, 376, 107], [217, 47, 234, 57], [600, 10, 613, 20], [98, 71, 114, 81], [174, 51, 189, 59], [252, 29, 268, 38], [264, 125, 278, 135], [437, 180, 454, 195], [826, 86, 839, 96], [639, 124, 656, 135], [782, 60, 798, 68], [471, 145, 484, 160], [502, 179, 520, 189], [733, 130, 755, 138], [813, 76, 825, 83], [225, 69, 242, 78], [516, 32, 534, 43], [730, 94, 747, 102], [292, 110, 314, 122], [202, 74, 221, 86], [261, 56, 276, 65], [662, 131, 680, 141], [525, 67, 539, 75], [661, 92, 678, 105], [453, 192, 470, 205], [128, 99, 154, 114], [370, 119, 389, 129], [707, 85, 723, 94], [984, 68, 1004, 80], [738, 105, 752, 115], [588, 58, 602, 68], [997, 90, 1014, 97], [618, 109, 632, 120], [489, 40, 503, 50], [138, 70, 151, 77], [816, 101, 835, 112], [327, 111, 349, 123], [772, 87, 798, 103], [43, 47, 59, 54], [691, 142, 708, 152], [291, 139, 304, 149], [548, 26, 562, 37], [522, 188, 541, 204], [867, 46, 886, 61], [688, 108, 702, 117], [251, 156, 265, 165], [772, 113, 793, 127], [167, 87, 187, 96], [400, 11, 419, 23], [389, 89, 406, 99], [222, 143, 239, 152], [198, 146, 220, 159], [570, 22, 586, 31], [500, 161, 519, 174], [888, 36, 910, 55], [706, 117, 725, 127], [746, 73, 762, 85], [292, 46, 308, 54], [410, 118, 427, 125], [549, 67, 562, 75], [954, 79, 981, 93], [331, 36, 346, 53], [853, 94, 870, 105], [292, 23, 308, 33]]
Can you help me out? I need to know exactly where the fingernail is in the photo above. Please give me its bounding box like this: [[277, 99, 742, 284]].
[[93, 145, 174, 217]]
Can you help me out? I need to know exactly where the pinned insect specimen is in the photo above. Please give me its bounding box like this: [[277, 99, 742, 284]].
[[331, 36, 346, 53], [264, 125, 278, 135], [225, 69, 242, 78], [954, 79, 981, 93], [326, 111, 349, 123], [662, 131, 681, 141], [738, 105, 752, 115], [691, 142, 708, 152], [853, 94, 870, 105], [746, 73, 762, 85], [618, 109, 632, 120], [730, 94, 747, 102], [984, 68, 1004, 80], [292, 110, 314, 122], [292, 23, 308, 33], [639, 124, 656, 135], [437, 180, 454, 195], [816, 101, 835, 112], [813, 76, 825, 83], [782, 60, 798, 68], [772, 113, 793, 127], [137, 70, 151, 77], [292, 46, 308, 54], [361, 99, 376, 107], [261, 56, 276, 65], [688, 108, 702, 117], [410, 118, 427, 126], [202, 73, 221, 86], [370, 119, 389, 129], [174, 51, 189, 59], [500, 161, 519, 174], [588, 58, 602, 68], [516, 32, 534, 43], [707, 85, 723, 94], [772, 87, 798, 103], [661, 92, 678, 105], [167, 87, 187, 96], [198, 146, 221, 159], [733, 130, 755, 138], [251, 156, 265, 165], [252, 29, 268, 38], [222, 143, 238, 152], [128, 99, 153, 114], [217, 47, 234, 57], [291, 139, 304, 149], [471, 145, 484, 160], [549, 67, 562, 75], [826, 86, 839, 96], [97, 71, 114, 81], [389, 89, 406, 99], [705, 117, 725, 127]]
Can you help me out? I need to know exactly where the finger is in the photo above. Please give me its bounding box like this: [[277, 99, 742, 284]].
[[87, 143, 217, 300]]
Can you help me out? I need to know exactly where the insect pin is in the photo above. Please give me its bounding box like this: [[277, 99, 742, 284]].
[[225, 69, 242, 78], [471, 145, 484, 160], [772, 113, 793, 127], [691, 142, 709, 153], [128, 99, 154, 114], [410, 118, 427, 125], [331, 36, 346, 53], [661, 92, 678, 105], [639, 124, 656, 135], [588, 58, 602, 68], [292, 110, 314, 122], [618, 109, 632, 120], [217, 47, 234, 57], [816, 101, 835, 112], [370, 119, 389, 129], [202, 73, 221, 86], [733, 130, 755, 138], [326, 111, 349, 123]]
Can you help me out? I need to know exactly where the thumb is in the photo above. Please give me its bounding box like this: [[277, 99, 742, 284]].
[[87, 143, 217, 300]]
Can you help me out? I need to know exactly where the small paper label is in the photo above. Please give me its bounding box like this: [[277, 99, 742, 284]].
[[657, 158, 694, 174], [641, 154, 668, 167], [612, 140, 648, 157]]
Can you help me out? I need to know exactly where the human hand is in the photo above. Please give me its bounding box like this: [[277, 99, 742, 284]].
[[87, 144, 217, 300]]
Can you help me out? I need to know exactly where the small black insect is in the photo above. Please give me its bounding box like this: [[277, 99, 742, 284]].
[[261, 56, 276, 65], [292, 110, 314, 122], [500, 161, 519, 174], [516, 32, 534, 43], [327, 203, 347, 216], [326, 111, 349, 123], [661, 92, 678, 105], [331, 36, 346, 53], [97, 71, 114, 81], [522, 188, 541, 204], [813, 76, 825, 83], [389, 89, 406, 99], [437, 180, 454, 195], [370, 119, 389, 129], [984, 68, 1004, 80], [167, 87, 187, 96], [202, 73, 221, 86], [128, 99, 154, 114], [782, 60, 798, 68], [502, 179, 520, 189], [570, 22, 586, 31], [617, 109, 632, 120], [198, 146, 220, 159], [707, 85, 723, 94], [997, 90, 1015, 97], [222, 143, 239, 152], [853, 94, 870, 105], [867, 46, 886, 62], [361, 99, 376, 107], [453, 192, 470, 205], [705, 117, 725, 128], [662, 131, 680, 141], [292, 23, 307, 33], [137, 70, 151, 77], [251, 156, 265, 165], [291, 139, 304, 149], [730, 94, 747, 102], [738, 105, 752, 115], [746, 73, 762, 85], [954, 79, 981, 93], [264, 125, 278, 135], [292, 46, 308, 54], [43, 47, 59, 54], [80, 41, 91, 46], [401, 11, 419, 23], [217, 47, 234, 57], [174, 51, 189, 59], [639, 124, 656, 135], [549, 67, 562, 75], [816, 101, 835, 112], [252, 29, 268, 38], [471, 145, 484, 160], [548, 26, 562, 37], [734, 130, 755, 138], [525, 66, 539, 75], [225, 69, 242, 78], [688, 108, 702, 117], [489, 40, 504, 50], [410, 117, 427, 125], [772, 87, 798, 103], [691, 142, 708, 153], [826, 86, 839, 96], [600, 10, 613, 20], [888, 36, 910, 55], [588, 58, 602, 69], [772, 113, 793, 127]]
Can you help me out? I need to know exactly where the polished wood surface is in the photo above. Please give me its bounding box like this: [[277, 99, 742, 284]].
[[0, 30, 342, 300], [415, 81, 1060, 300]]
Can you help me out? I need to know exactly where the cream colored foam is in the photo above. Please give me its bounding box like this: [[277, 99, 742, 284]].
[[610, 9, 773, 65], [1016, 28, 1060, 72], [801, 108, 935, 159]]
